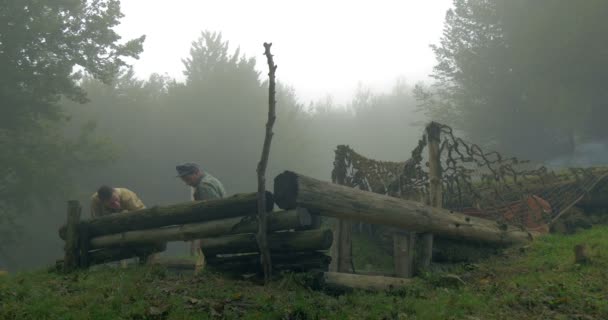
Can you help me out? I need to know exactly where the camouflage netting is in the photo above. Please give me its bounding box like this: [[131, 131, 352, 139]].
[[332, 122, 608, 233]]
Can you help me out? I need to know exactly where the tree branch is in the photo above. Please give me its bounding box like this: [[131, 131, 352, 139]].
[[256, 42, 278, 283]]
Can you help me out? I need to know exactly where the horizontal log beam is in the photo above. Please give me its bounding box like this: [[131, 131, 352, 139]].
[[274, 171, 534, 245], [321, 271, 412, 291], [89, 208, 311, 249], [151, 258, 197, 270], [56, 243, 166, 268], [201, 229, 333, 256], [59, 192, 273, 239], [207, 252, 331, 273]]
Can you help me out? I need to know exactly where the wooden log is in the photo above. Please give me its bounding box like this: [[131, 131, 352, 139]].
[[274, 171, 534, 245], [322, 271, 412, 291], [207, 252, 331, 273], [63, 201, 82, 272], [328, 219, 354, 273], [56, 243, 167, 268], [393, 232, 415, 278], [201, 229, 333, 256], [151, 258, 197, 270], [416, 121, 442, 273], [59, 192, 274, 239], [89, 209, 311, 249], [87, 243, 166, 265]]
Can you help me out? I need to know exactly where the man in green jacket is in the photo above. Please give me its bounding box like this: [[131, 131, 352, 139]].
[[176, 163, 227, 260], [176, 162, 226, 201]]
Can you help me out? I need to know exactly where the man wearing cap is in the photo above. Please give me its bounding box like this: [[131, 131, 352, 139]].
[[176, 163, 227, 262], [176, 163, 226, 201]]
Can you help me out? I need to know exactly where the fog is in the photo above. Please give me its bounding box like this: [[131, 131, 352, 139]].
[[2, 0, 608, 272], [115, 0, 453, 105]]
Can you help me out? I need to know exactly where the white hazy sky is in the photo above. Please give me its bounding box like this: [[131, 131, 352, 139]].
[[116, 0, 453, 105]]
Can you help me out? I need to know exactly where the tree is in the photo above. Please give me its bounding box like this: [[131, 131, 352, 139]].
[[418, 0, 608, 161], [0, 0, 144, 250]]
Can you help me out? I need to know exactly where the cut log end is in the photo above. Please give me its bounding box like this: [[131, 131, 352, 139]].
[[296, 207, 312, 227], [274, 171, 299, 209]]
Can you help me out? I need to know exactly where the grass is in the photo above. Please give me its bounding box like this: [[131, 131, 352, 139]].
[[2, 226, 608, 319]]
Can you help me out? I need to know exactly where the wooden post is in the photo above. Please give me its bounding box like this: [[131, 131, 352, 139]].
[[329, 218, 354, 273], [417, 121, 442, 273], [63, 200, 82, 272], [78, 224, 90, 268], [256, 42, 278, 283], [393, 231, 416, 278], [329, 147, 354, 273]]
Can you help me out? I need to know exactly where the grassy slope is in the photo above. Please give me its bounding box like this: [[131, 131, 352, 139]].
[[1, 227, 608, 320]]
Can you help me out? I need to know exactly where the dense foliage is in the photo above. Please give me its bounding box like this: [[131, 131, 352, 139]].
[[417, 0, 608, 160]]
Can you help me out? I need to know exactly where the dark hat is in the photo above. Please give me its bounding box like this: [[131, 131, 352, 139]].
[[176, 163, 200, 177]]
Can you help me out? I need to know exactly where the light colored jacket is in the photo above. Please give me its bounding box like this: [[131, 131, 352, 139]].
[[192, 172, 226, 201], [90, 187, 146, 218]]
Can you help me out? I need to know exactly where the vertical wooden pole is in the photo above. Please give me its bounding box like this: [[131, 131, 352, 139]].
[[78, 224, 90, 269], [329, 218, 354, 273], [63, 200, 82, 273], [417, 121, 442, 274], [330, 146, 354, 273], [256, 42, 278, 283], [329, 219, 339, 272], [393, 231, 416, 278]]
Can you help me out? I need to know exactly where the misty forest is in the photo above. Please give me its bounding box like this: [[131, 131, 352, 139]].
[[2, 1, 608, 319]]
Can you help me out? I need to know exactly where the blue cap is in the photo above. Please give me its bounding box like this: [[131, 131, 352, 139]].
[[176, 163, 200, 177]]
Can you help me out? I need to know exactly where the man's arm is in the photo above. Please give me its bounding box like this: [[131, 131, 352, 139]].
[[123, 190, 146, 211], [90, 197, 101, 218]]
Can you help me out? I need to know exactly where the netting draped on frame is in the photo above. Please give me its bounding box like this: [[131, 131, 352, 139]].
[[331, 122, 608, 232]]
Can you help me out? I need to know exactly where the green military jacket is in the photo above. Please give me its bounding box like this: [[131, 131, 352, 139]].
[[192, 172, 226, 200]]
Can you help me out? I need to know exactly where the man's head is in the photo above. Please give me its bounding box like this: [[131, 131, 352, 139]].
[[176, 163, 203, 187], [97, 185, 120, 210]]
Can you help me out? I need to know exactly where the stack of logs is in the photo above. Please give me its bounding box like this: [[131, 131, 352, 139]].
[[58, 192, 332, 274], [57, 171, 537, 291]]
